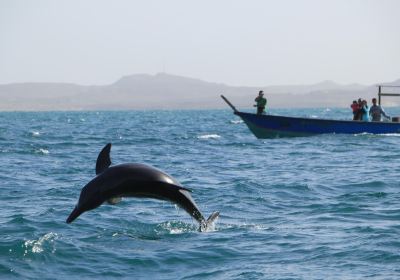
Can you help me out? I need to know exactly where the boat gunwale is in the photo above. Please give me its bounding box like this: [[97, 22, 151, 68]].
[[236, 111, 400, 126]]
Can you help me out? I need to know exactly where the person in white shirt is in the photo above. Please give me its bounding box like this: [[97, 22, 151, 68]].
[[369, 98, 390, 122]]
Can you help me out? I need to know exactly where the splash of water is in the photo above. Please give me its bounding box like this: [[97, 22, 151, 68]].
[[23, 232, 58, 255]]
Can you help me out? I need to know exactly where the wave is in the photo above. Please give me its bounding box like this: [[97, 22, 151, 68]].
[[35, 148, 49, 155], [197, 134, 221, 139], [30, 131, 40, 137], [230, 120, 244, 124]]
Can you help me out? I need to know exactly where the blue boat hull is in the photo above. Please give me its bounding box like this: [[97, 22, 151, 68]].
[[236, 112, 400, 138]]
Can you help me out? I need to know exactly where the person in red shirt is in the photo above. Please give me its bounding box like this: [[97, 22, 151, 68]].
[[350, 100, 359, 120]]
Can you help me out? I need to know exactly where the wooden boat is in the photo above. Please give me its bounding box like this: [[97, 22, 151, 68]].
[[221, 86, 400, 138]]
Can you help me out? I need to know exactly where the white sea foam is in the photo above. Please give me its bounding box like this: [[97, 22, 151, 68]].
[[24, 232, 58, 255], [169, 227, 186, 234], [37, 148, 50, 154], [31, 131, 40, 137], [352, 132, 398, 137], [230, 120, 243, 124], [197, 134, 221, 139], [376, 133, 400, 137], [157, 221, 196, 234]]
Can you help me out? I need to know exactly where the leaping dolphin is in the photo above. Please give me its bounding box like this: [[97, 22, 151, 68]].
[[66, 143, 219, 231]]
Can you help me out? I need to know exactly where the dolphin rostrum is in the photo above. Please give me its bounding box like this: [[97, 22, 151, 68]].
[[66, 143, 219, 231]]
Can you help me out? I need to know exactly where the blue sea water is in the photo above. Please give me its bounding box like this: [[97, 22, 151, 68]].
[[1, 108, 400, 279]]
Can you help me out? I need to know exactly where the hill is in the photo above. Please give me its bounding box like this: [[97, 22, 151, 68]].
[[0, 73, 399, 111]]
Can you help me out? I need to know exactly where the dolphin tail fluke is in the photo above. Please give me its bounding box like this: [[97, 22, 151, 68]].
[[199, 211, 220, 232]]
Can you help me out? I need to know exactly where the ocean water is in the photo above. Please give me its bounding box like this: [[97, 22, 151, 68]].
[[1, 108, 400, 279]]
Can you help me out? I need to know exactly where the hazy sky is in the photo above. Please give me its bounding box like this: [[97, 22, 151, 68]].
[[1, 0, 399, 86]]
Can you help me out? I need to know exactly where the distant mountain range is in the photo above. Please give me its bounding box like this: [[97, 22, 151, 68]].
[[0, 73, 399, 111]]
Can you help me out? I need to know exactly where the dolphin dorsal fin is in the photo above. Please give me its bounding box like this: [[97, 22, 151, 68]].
[[96, 143, 112, 175]]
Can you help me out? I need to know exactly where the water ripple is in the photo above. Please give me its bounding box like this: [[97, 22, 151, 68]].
[[1, 109, 400, 279]]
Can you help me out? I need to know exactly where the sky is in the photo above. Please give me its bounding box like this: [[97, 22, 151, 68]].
[[0, 0, 399, 87]]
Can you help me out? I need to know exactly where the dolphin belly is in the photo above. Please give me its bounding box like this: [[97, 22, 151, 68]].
[[105, 181, 205, 223]]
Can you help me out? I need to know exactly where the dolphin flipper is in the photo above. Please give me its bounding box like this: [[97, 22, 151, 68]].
[[96, 143, 112, 175]]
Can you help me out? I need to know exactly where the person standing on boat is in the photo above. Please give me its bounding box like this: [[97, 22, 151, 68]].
[[350, 100, 359, 120], [361, 100, 370, 122], [369, 98, 390, 122], [354, 98, 363, 120], [254, 90, 267, 115]]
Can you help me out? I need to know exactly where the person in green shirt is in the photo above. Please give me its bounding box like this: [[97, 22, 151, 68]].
[[254, 90, 267, 115]]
